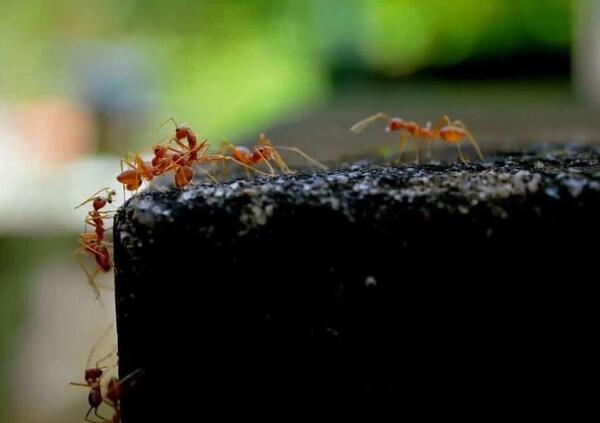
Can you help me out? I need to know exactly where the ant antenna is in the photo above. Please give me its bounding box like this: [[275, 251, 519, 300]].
[[74, 187, 114, 209], [350, 112, 391, 133], [274, 146, 328, 171], [86, 323, 115, 369], [155, 117, 178, 131]]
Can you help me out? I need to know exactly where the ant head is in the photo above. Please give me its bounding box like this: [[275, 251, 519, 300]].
[[153, 145, 168, 156], [386, 118, 404, 132], [91, 190, 116, 209], [175, 124, 190, 140], [92, 197, 105, 210], [255, 145, 274, 160], [106, 190, 116, 203], [85, 368, 103, 382]]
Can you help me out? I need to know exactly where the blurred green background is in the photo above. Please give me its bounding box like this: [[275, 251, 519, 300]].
[[1, 1, 597, 422]]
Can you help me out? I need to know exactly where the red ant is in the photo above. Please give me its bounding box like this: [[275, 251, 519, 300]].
[[70, 325, 116, 423], [221, 133, 327, 176], [161, 139, 221, 187], [351, 112, 483, 163], [157, 119, 243, 185], [116, 154, 154, 193], [158, 118, 201, 161], [117, 138, 219, 192], [103, 369, 144, 423], [74, 188, 116, 299], [157, 119, 280, 176]]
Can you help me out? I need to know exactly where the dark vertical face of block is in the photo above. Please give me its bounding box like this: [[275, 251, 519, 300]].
[[114, 146, 600, 419]]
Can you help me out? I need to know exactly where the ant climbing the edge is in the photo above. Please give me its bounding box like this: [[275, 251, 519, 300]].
[[74, 188, 116, 299], [70, 325, 117, 423], [103, 369, 144, 423]]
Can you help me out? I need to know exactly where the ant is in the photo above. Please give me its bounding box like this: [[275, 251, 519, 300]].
[[351, 112, 483, 163], [116, 154, 155, 195], [74, 188, 116, 299], [160, 139, 222, 187], [158, 118, 201, 161], [103, 369, 144, 423], [157, 119, 247, 185], [117, 139, 220, 192], [70, 325, 116, 423], [220, 133, 327, 177]]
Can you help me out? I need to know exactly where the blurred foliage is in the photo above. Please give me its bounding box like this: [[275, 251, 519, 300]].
[[0, 239, 34, 418], [357, 0, 571, 73], [0, 236, 73, 418], [0, 0, 572, 140]]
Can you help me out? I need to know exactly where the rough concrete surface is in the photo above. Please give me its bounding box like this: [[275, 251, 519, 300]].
[[114, 144, 598, 419]]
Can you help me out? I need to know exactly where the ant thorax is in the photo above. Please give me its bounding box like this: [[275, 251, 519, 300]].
[[231, 146, 252, 162], [404, 122, 420, 135]]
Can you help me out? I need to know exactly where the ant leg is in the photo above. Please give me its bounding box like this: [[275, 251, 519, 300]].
[[427, 139, 433, 161], [94, 407, 111, 422], [453, 120, 484, 160], [225, 157, 273, 177], [395, 133, 408, 164], [96, 282, 114, 291], [274, 146, 328, 171], [432, 115, 453, 133], [196, 167, 219, 184], [84, 407, 96, 423], [456, 143, 467, 163], [254, 137, 279, 175], [70, 382, 89, 388], [350, 112, 391, 133], [74, 188, 114, 209], [166, 145, 186, 155], [118, 368, 144, 385], [74, 251, 102, 301], [119, 160, 129, 203], [414, 140, 420, 164], [171, 138, 188, 150], [255, 148, 280, 175], [83, 406, 109, 423], [219, 141, 240, 178]]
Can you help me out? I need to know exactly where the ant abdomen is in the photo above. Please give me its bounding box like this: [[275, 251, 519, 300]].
[[439, 127, 466, 143], [88, 385, 103, 408], [95, 247, 111, 271]]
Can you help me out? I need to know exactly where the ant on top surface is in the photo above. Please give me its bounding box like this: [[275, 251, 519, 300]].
[[351, 112, 484, 163], [116, 119, 328, 193]]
